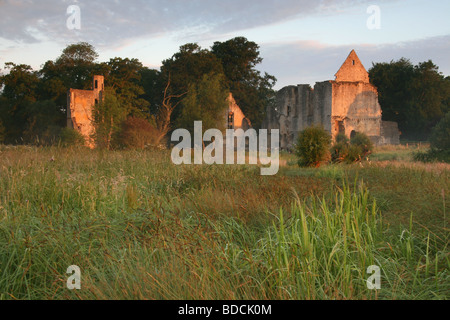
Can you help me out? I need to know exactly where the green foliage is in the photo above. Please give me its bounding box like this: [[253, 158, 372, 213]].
[[351, 132, 374, 157], [0, 148, 447, 300], [331, 132, 374, 163], [23, 100, 66, 144], [0, 119, 5, 143], [91, 88, 127, 150], [176, 73, 229, 134], [119, 117, 161, 150], [335, 132, 349, 144], [429, 111, 450, 151], [295, 126, 331, 167], [212, 37, 277, 128], [414, 112, 450, 163], [369, 58, 449, 140], [59, 127, 86, 147], [103, 57, 150, 118], [161, 43, 224, 97]]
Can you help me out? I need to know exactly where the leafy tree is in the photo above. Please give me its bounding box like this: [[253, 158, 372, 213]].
[[91, 88, 126, 150], [102, 57, 150, 118], [212, 37, 277, 128], [0, 63, 40, 142], [38, 42, 100, 116], [161, 43, 225, 99], [176, 73, 229, 135], [140, 67, 163, 115], [369, 58, 449, 140], [23, 100, 65, 144]]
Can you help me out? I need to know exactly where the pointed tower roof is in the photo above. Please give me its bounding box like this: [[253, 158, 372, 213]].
[[334, 50, 370, 83]]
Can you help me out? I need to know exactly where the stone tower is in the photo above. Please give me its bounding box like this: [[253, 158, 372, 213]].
[[67, 75, 105, 148]]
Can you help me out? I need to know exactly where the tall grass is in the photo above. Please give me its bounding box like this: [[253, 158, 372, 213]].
[[0, 146, 448, 300]]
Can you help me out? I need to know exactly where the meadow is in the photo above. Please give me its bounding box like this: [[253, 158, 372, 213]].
[[0, 144, 448, 300]]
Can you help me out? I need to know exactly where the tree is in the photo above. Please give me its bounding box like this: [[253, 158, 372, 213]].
[[160, 43, 225, 101], [212, 37, 277, 128], [91, 88, 126, 150], [38, 42, 100, 115], [176, 73, 229, 135], [155, 76, 187, 143], [102, 57, 150, 118], [0, 63, 40, 142], [369, 58, 449, 140]]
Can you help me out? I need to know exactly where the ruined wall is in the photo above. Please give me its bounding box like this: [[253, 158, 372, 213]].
[[265, 83, 332, 150], [263, 50, 400, 149], [330, 81, 382, 139], [67, 89, 95, 144], [227, 93, 249, 130], [67, 76, 104, 148], [381, 121, 401, 145]]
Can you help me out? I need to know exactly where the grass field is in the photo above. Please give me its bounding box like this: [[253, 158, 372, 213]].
[[0, 144, 448, 300]]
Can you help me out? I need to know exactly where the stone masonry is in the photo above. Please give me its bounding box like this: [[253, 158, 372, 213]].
[[263, 50, 400, 150]]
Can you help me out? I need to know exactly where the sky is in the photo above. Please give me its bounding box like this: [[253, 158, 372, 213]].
[[0, 0, 449, 89]]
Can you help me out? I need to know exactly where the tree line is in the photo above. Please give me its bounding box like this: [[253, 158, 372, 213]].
[[0, 39, 448, 146], [0, 38, 276, 147], [369, 59, 449, 141]]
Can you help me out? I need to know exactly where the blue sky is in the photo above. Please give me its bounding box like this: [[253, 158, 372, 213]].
[[0, 0, 448, 89]]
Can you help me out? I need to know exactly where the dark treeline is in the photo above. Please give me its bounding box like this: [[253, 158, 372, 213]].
[[0, 38, 276, 146], [369, 59, 450, 141]]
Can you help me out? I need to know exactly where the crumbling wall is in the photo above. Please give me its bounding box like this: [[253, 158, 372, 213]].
[[381, 121, 401, 145], [262, 50, 400, 148], [67, 76, 104, 148], [331, 81, 382, 139], [227, 93, 249, 130], [67, 89, 95, 145]]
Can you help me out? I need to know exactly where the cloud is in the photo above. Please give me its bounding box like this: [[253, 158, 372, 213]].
[[259, 35, 450, 89], [0, 0, 378, 48]]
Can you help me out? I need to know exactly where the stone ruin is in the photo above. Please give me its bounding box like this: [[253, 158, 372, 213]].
[[262, 50, 400, 150], [67, 75, 104, 148], [67, 76, 250, 148]]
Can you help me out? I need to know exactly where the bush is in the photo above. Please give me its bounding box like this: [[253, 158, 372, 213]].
[[414, 112, 450, 163], [350, 132, 374, 158], [335, 133, 349, 144], [119, 117, 162, 150], [331, 132, 374, 164], [59, 128, 86, 147], [430, 112, 450, 151], [295, 126, 331, 167]]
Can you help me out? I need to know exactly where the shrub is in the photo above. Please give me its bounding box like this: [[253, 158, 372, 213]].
[[295, 126, 331, 167], [350, 132, 374, 158], [414, 112, 450, 163], [331, 132, 374, 163], [430, 112, 450, 151], [335, 133, 349, 144], [119, 117, 162, 150], [59, 128, 86, 147], [330, 141, 349, 163]]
